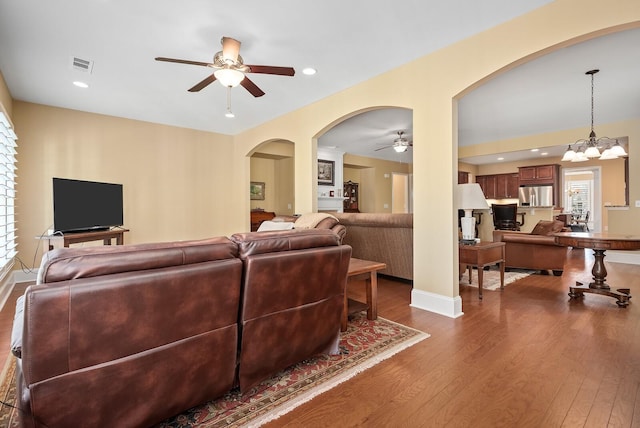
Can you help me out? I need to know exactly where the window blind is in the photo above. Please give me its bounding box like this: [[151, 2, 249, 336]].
[[0, 112, 17, 273]]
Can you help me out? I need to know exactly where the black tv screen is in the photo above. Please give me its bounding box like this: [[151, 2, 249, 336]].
[[53, 178, 124, 233]]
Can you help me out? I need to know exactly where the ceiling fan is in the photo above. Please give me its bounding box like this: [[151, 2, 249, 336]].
[[155, 37, 295, 97], [375, 131, 413, 153]]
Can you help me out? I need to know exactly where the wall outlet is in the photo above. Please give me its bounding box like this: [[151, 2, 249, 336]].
[[287, 203, 292, 209], [383, 203, 389, 209]]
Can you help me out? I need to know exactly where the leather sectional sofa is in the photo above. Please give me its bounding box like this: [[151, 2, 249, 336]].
[[11, 229, 351, 428], [492, 220, 569, 275]]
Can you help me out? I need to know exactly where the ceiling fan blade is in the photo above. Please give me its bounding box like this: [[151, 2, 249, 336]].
[[155, 57, 212, 68], [374, 146, 392, 151], [188, 73, 217, 92], [240, 76, 265, 97], [246, 65, 295, 76]]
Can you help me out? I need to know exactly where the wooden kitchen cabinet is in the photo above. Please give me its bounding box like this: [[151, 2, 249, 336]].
[[476, 173, 519, 199], [518, 164, 559, 185]]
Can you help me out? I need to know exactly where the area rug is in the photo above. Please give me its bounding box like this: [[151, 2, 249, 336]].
[[459, 267, 535, 291], [0, 314, 428, 428]]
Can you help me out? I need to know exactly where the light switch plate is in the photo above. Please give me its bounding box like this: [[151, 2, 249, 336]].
[[636, 200, 640, 208]]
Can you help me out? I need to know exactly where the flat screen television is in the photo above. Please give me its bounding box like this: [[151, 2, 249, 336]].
[[53, 178, 124, 234]]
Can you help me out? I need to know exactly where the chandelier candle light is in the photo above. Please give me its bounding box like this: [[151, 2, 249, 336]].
[[457, 183, 490, 244], [561, 69, 627, 162]]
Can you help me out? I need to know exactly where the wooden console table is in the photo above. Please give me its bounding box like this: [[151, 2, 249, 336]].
[[341, 258, 386, 331], [40, 229, 130, 250], [459, 241, 505, 300], [554, 232, 638, 307]]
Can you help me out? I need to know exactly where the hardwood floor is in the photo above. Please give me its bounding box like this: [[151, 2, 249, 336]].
[[267, 249, 640, 427], [1, 249, 638, 427]]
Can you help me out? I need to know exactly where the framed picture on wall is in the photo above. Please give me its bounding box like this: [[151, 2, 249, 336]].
[[250, 181, 265, 200], [317, 159, 335, 186]]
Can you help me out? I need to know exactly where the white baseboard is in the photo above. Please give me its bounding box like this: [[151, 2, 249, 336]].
[[410, 289, 464, 318], [605, 250, 640, 265], [13, 270, 37, 284]]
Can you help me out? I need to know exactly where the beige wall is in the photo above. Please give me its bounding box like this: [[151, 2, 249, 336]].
[[14, 102, 236, 267], [6, 0, 640, 316], [343, 154, 411, 213], [250, 140, 295, 215]]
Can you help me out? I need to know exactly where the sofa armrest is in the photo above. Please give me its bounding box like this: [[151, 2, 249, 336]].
[[492, 230, 529, 242], [501, 233, 561, 246]]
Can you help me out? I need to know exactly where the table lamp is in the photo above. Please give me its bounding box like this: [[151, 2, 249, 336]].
[[457, 183, 489, 244]]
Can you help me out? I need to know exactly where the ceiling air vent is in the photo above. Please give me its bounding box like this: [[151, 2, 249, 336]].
[[71, 57, 94, 73]]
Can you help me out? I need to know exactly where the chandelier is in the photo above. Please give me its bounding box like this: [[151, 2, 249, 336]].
[[561, 69, 627, 162]]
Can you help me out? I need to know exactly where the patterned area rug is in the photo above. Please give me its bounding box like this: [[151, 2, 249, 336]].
[[459, 267, 535, 291], [0, 314, 428, 428]]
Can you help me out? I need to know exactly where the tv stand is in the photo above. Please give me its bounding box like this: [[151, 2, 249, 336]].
[[41, 228, 130, 250]]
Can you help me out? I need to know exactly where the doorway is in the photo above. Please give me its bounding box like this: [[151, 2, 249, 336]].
[[392, 173, 413, 213], [562, 166, 601, 232]]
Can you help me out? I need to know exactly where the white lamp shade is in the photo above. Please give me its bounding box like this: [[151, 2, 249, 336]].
[[599, 148, 617, 160], [584, 145, 601, 158], [561, 147, 576, 161], [610, 142, 627, 156], [393, 144, 407, 153], [456, 183, 489, 210], [571, 151, 588, 162]]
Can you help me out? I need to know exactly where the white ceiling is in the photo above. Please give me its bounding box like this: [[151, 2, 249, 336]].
[[0, 0, 552, 134], [1, 1, 637, 166]]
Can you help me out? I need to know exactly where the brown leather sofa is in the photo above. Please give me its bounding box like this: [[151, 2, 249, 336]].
[[492, 220, 569, 276], [12, 229, 351, 428]]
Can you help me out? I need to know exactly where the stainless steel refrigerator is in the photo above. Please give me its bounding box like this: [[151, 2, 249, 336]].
[[518, 185, 553, 207]]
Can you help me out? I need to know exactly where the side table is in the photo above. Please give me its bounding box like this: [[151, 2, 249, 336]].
[[342, 258, 386, 331], [459, 241, 505, 299]]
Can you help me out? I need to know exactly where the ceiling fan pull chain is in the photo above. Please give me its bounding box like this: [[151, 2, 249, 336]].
[[225, 87, 235, 118]]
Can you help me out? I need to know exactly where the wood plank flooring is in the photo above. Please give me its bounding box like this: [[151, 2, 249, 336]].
[[1, 248, 638, 427], [267, 249, 640, 427]]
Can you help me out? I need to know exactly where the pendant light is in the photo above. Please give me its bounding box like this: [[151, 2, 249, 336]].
[[561, 69, 627, 162]]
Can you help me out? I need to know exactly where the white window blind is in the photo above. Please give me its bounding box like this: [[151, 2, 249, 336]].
[[0, 112, 17, 273]]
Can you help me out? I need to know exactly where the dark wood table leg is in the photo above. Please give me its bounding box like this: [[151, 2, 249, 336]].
[[366, 271, 378, 320], [341, 287, 348, 332], [477, 264, 484, 300]]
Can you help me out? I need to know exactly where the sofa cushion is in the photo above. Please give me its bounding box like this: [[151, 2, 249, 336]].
[[530, 220, 565, 236], [231, 229, 340, 259]]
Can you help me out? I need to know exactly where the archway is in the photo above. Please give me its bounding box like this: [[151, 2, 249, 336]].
[[248, 139, 295, 230]]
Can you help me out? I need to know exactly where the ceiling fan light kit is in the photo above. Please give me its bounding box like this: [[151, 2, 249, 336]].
[[155, 36, 296, 115], [375, 131, 413, 153], [561, 69, 627, 162]]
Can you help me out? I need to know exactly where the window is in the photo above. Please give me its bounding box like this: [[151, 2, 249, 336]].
[[0, 112, 17, 275]]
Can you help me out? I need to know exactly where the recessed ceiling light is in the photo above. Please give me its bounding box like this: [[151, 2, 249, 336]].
[[497, 157, 505, 161], [530, 148, 539, 152], [73, 81, 88, 88], [302, 68, 316, 76], [541, 152, 549, 156]]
